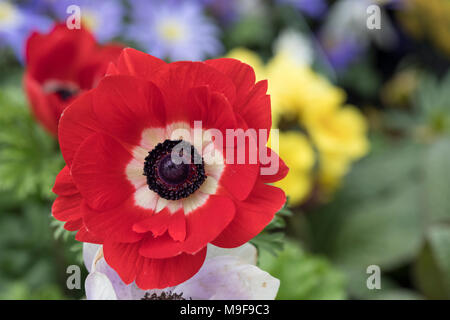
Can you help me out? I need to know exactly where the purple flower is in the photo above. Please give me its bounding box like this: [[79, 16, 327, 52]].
[[323, 38, 363, 71], [0, 1, 52, 62], [50, 0, 124, 43], [276, 0, 328, 18], [127, 0, 222, 61]]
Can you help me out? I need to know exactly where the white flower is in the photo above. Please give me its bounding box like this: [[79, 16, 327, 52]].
[[84, 243, 280, 300], [273, 28, 314, 66], [321, 0, 397, 50]]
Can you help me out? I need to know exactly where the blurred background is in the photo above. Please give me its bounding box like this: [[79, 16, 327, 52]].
[[0, 0, 449, 300]]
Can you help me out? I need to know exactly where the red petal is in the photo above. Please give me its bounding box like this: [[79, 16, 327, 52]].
[[76, 44, 123, 89], [64, 219, 83, 231], [219, 160, 259, 201], [103, 240, 207, 289], [238, 80, 271, 136], [206, 58, 271, 134], [115, 48, 167, 80], [259, 147, 289, 183], [75, 225, 103, 244], [135, 248, 207, 289], [168, 210, 187, 242], [93, 75, 166, 146], [139, 195, 235, 258], [212, 180, 286, 248], [70, 133, 134, 211], [26, 24, 96, 83], [52, 193, 83, 222], [138, 233, 184, 259], [82, 197, 147, 243], [52, 166, 78, 196], [102, 241, 141, 284], [205, 57, 255, 105], [182, 195, 235, 253], [132, 209, 176, 237], [219, 126, 262, 201], [183, 86, 237, 132], [154, 62, 236, 118], [133, 209, 187, 242], [23, 72, 58, 136], [58, 91, 103, 166]]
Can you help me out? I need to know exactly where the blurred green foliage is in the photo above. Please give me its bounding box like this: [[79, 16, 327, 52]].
[[251, 200, 293, 255], [0, 85, 63, 200], [0, 75, 83, 300], [259, 240, 347, 300]]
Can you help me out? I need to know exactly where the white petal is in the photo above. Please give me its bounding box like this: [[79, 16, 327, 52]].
[[182, 191, 209, 214], [126, 158, 147, 189], [155, 197, 168, 213], [206, 243, 257, 265], [85, 272, 117, 300], [166, 122, 193, 144], [203, 143, 225, 180], [198, 176, 218, 195], [132, 146, 148, 163], [174, 256, 279, 300], [235, 264, 280, 300], [83, 243, 101, 273], [96, 258, 146, 300], [140, 127, 166, 150], [134, 186, 159, 210]]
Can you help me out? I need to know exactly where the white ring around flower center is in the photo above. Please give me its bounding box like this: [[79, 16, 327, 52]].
[[126, 122, 225, 215]]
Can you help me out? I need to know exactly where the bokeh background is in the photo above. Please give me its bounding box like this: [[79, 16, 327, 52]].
[[0, 0, 450, 300]]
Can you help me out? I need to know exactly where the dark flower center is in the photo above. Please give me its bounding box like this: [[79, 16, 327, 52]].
[[44, 81, 80, 101], [55, 87, 78, 101], [143, 139, 206, 200], [141, 291, 188, 300]]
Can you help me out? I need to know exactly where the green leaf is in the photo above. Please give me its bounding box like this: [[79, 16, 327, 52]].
[[250, 199, 292, 255], [0, 85, 64, 200], [224, 15, 274, 50], [259, 241, 347, 300], [422, 138, 450, 223], [306, 141, 426, 298], [342, 142, 422, 200], [413, 226, 450, 299], [415, 72, 450, 133], [330, 185, 423, 271]]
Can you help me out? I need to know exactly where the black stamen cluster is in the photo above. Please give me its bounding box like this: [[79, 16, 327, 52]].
[[143, 139, 206, 200], [141, 291, 188, 300]]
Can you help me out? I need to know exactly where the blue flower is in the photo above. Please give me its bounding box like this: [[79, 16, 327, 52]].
[[51, 0, 124, 43], [127, 0, 222, 61], [276, 0, 328, 18], [0, 0, 52, 62]]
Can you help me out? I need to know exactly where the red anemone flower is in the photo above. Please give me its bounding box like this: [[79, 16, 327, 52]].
[[52, 48, 289, 289], [24, 23, 123, 136]]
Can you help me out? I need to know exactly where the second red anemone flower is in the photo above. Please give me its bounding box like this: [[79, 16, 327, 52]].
[[52, 48, 288, 289], [24, 24, 123, 136]]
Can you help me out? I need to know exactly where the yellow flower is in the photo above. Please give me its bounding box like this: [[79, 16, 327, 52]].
[[266, 52, 346, 126], [265, 53, 311, 118], [318, 152, 351, 194], [304, 104, 369, 160], [271, 131, 315, 206]]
